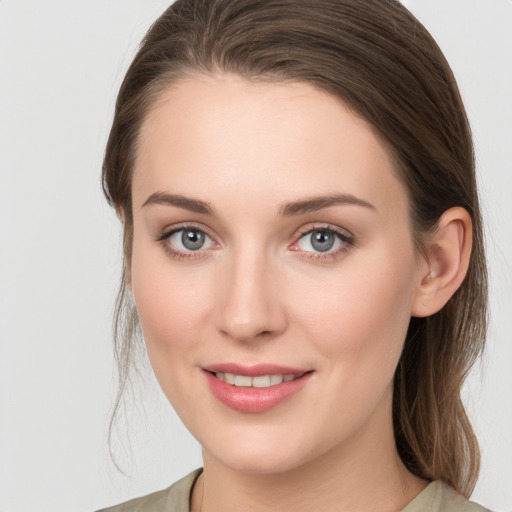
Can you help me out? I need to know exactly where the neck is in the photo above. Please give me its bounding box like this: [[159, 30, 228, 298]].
[[191, 390, 427, 512]]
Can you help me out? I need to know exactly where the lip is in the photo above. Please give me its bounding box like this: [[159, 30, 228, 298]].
[[202, 363, 314, 413]]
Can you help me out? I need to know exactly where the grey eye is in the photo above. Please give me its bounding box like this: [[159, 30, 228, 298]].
[[310, 230, 335, 252], [182, 229, 205, 250], [297, 229, 345, 253], [169, 229, 213, 252]]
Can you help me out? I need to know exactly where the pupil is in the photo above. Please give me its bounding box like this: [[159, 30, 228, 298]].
[[182, 230, 205, 250], [311, 230, 334, 252]]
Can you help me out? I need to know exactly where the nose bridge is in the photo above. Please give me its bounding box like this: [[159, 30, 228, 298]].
[[215, 242, 286, 342]]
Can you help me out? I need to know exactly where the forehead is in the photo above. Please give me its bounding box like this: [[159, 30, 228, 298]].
[[133, 74, 407, 215]]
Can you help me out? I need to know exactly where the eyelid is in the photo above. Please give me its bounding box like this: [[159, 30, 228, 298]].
[[156, 222, 219, 260], [293, 222, 354, 241], [155, 221, 355, 261], [289, 223, 355, 260], [156, 221, 215, 242]]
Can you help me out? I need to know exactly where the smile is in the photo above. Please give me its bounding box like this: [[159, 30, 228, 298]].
[[213, 372, 300, 388], [203, 364, 314, 413]]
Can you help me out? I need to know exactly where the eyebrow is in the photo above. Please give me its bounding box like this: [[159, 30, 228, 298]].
[[141, 191, 375, 216], [142, 192, 214, 215], [279, 194, 376, 216]]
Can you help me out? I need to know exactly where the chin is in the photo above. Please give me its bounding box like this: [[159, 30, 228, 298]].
[[201, 425, 327, 476], [212, 448, 305, 475]]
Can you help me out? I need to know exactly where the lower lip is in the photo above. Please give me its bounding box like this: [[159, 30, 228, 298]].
[[204, 371, 313, 413]]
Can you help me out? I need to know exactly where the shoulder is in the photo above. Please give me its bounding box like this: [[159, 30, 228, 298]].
[[402, 481, 492, 512], [96, 468, 202, 512]]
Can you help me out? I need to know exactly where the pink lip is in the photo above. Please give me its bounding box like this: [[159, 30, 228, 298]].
[[202, 363, 314, 413]]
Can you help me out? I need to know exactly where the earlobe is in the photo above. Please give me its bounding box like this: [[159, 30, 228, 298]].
[[411, 207, 472, 318]]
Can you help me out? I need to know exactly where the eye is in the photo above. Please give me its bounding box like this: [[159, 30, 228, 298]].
[[168, 228, 214, 252], [157, 226, 216, 259], [294, 227, 353, 256]]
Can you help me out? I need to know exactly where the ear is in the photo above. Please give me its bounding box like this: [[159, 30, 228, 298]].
[[411, 207, 472, 317]]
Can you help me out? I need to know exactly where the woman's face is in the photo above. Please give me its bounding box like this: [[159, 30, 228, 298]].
[[130, 74, 428, 474]]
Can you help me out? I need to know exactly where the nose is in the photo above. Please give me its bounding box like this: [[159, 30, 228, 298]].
[[215, 250, 287, 343]]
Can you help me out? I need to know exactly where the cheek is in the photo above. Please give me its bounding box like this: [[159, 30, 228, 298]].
[[130, 255, 216, 418], [294, 246, 418, 383], [130, 241, 214, 367]]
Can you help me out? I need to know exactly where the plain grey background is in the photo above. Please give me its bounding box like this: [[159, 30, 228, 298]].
[[0, 1, 511, 511]]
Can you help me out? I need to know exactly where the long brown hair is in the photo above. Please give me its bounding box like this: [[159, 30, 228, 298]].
[[102, 0, 487, 497]]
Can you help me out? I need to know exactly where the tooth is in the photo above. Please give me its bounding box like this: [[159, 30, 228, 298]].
[[253, 375, 271, 388], [224, 373, 236, 384], [234, 375, 252, 387], [220, 373, 296, 387], [270, 375, 283, 385]]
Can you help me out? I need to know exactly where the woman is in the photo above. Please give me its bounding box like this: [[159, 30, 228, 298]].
[[98, 0, 490, 510]]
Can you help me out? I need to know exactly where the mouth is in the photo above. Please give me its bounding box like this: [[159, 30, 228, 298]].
[[202, 364, 314, 413], [210, 371, 304, 388]]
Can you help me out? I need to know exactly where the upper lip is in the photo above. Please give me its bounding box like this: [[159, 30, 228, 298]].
[[202, 363, 310, 377]]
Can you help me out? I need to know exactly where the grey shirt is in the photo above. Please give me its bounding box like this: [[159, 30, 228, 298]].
[[98, 468, 491, 512]]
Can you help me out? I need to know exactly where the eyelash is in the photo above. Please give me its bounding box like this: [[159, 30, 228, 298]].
[[156, 223, 355, 262], [292, 224, 355, 261], [156, 222, 214, 261]]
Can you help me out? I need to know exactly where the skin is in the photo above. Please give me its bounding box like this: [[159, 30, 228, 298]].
[[129, 74, 469, 511]]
